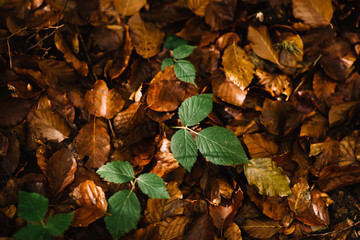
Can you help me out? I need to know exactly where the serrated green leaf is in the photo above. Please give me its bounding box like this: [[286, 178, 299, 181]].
[[97, 161, 135, 184], [46, 212, 74, 236], [173, 45, 196, 59], [105, 190, 141, 239], [161, 58, 175, 70], [137, 173, 170, 199], [171, 129, 198, 172], [18, 191, 48, 222], [179, 94, 213, 126], [163, 35, 187, 50], [196, 126, 249, 165], [13, 224, 49, 240], [174, 60, 196, 85], [244, 158, 292, 197]]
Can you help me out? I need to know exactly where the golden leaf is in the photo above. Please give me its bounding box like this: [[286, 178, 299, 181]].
[[114, 0, 146, 17]]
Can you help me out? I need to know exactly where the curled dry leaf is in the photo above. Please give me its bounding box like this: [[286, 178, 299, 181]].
[[247, 25, 280, 65], [222, 43, 255, 91], [184, 215, 214, 240], [318, 165, 360, 192], [84, 80, 125, 119], [128, 13, 164, 59], [292, 0, 333, 28], [243, 133, 278, 158], [211, 70, 247, 107], [244, 158, 292, 197], [46, 148, 77, 194], [145, 181, 183, 224], [310, 138, 339, 172], [72, 180, 108, 227], [75, 122, 110, 169], [105, 25, 133, 80], [241, 218, 281, 239], [54, 31, 89, 77], [114, 0, 146, 17], [338, 131, 360, 166], [215, 32, 240, 52], [255, 68, 292, 100], [0, 97, 33, 127]]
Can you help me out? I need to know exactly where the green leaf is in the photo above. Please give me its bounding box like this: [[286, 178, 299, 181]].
[[137, 173, 170, 199], [97, 161, 135, 184], [244, 158, 292, 197], [46, 212, 74, 236], [174, 60, 196, 85], [171, 129, 198, 172], [161, 58, 175, 71], [173, 45, 196, 59], [13, 223, 49, 240], [196, 126, 249, 165], [178, 94, 213, 126], [105, 190, 141, 239], [18, 191, 48, 222], [163, 35, 187, 50]]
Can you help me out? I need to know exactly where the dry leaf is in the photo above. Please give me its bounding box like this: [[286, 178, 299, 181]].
[[205, 0, 235, 31], [241, 218, 281, 239], [130, 224, 160, 240], [114, 0, 146, 17], [187, 0, 211, 17], [244, 158, 292, 197], [113, 102, 145, 135], [318, 165, 360, 192], [248, 25, 280, 65], [158, 216, 191, 240], [72, 180, 108, 227], [222, 43, 255, 90], [224, 222, 242, 240], [0, 97, 33, 128], [300, 114, 328, 142], [184, 215, 214, 240], [84, 80, 125, 119], [292, 0, 333, 28], [75, 122, 110, 169], [0, 133, 20, 176], [313, 70, 337, 103], [128, 13, 164, 58], [215, 32, 240, 52], [328, 101, 359, 128], [255, 68, 292, 100], [46, 148, 77, 194], [288, 179, 311, 215], [243, 133, 278, 158], [310, 139, 339, 172]]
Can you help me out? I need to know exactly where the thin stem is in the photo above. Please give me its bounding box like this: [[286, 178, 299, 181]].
[[171, 126, 199, 135]]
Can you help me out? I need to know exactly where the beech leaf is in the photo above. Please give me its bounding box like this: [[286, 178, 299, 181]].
[[97, 161, 135, 184], [241, 218, 281, 239], [244, 158, 292, 197], [170, 129, 198, 172], [174, 60, 196, 85], [137, 173, 170, 199], [114, 0, 146, 17], [178, 94, 213, 126], [105, 190, 141, 239], [292, 0, 333, 28], [196, 126, 249, 165]]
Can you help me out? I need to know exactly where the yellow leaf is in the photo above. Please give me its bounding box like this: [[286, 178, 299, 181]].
[[187, 0, 211, 16], [114, 0, 147, 17]]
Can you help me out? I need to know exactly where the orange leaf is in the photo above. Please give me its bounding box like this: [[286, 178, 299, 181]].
[[243, 133, 278, 158]]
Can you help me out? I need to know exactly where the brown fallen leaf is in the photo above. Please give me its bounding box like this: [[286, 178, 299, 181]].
[[204, 0, 235, 31], [158, 216, 191, 240], [75, 122, 110, 169], [113, 102, 145, 135], [215, 32, 240, 52], [84, 80, 125, 119], [224, 222, 242, 240], [46, 148, 77, 194], [187, 0, 211, 17], [72, 180, 108, 227], [328, 101, 359, 128], [114, 0, 146, 17], [241, 218, 281, 239], [129, 224, 160, 240], [243, 133, 278, 158], [309, 138, 340, 172], [184, 214, 214, 240], [300, 113, 328, 142], [0, 97, 33, 128], [255, 68, 292, 100], [0, 133, 20, 176], [128, 13, 164, 59], [318, 165, 360, 192], [222, 42, 255, 90], [313, 70, 337, 104], [292, 0, 333, 28]]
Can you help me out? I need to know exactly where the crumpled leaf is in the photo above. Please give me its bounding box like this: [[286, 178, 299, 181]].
[[187, 0, 211, 16], [244, 158, 292, 197], [72, 180, 108, 227], [46, 148, 77, 194], [75, 122, 110, 169], [287, 179, 311, 215], [128, 13, 164, 58], [114, 0, 146, 17], [255, 68, 292, 100], [84, 80, 125, 119], [243, 133, 278, 158], [222, 43, 255, 90], [248, 25, 280, 65], [241, 218, 281, 239], [292, 0, 333, 28]]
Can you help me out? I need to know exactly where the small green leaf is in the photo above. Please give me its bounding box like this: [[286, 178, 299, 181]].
[[174, 60, 196, 85], [161, 58, 175, 70], [105, 190, 141, 239], [163, 35, 187, 50], [97, 161, 135, 184], [137, 173, 170, 199], [46, 212, 74, 236], [13, 224, 49, 240], [179, 94, 213, 126], [171, 129, 198, 171], [196, 126, 249, 165], [18, 191, 48, 222], [173, 45, 196, 59]]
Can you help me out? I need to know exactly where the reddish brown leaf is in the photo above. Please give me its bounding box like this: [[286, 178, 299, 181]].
[[318, 165, 360, 192], [313, 70, 337, 103], [46, 148, 77, 194], [130, 224, 160, 240], [292, 0, 333, 28], [224, 222, 242, 240], [113, 102, 145, 135], [241, 218, 281, 239], [328, 101, 359, 128], [215, 32, 240, 52], [243, 133, 278, 158], [309, 139, 340, 172], [184, 215, 214, 240], [75, 122, 110, 169], [255, 68, 292, 100], [72, 180, 108, 227], [0, 97, 33, 127], [300, 113, 328, 142], [288, 179, 311, 215], [0, 133, 20, 176], [177, 18, 219, 46], [204, 0, 235, 31], [84, 80, 125, 119], [158, 216, 191, 240]]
